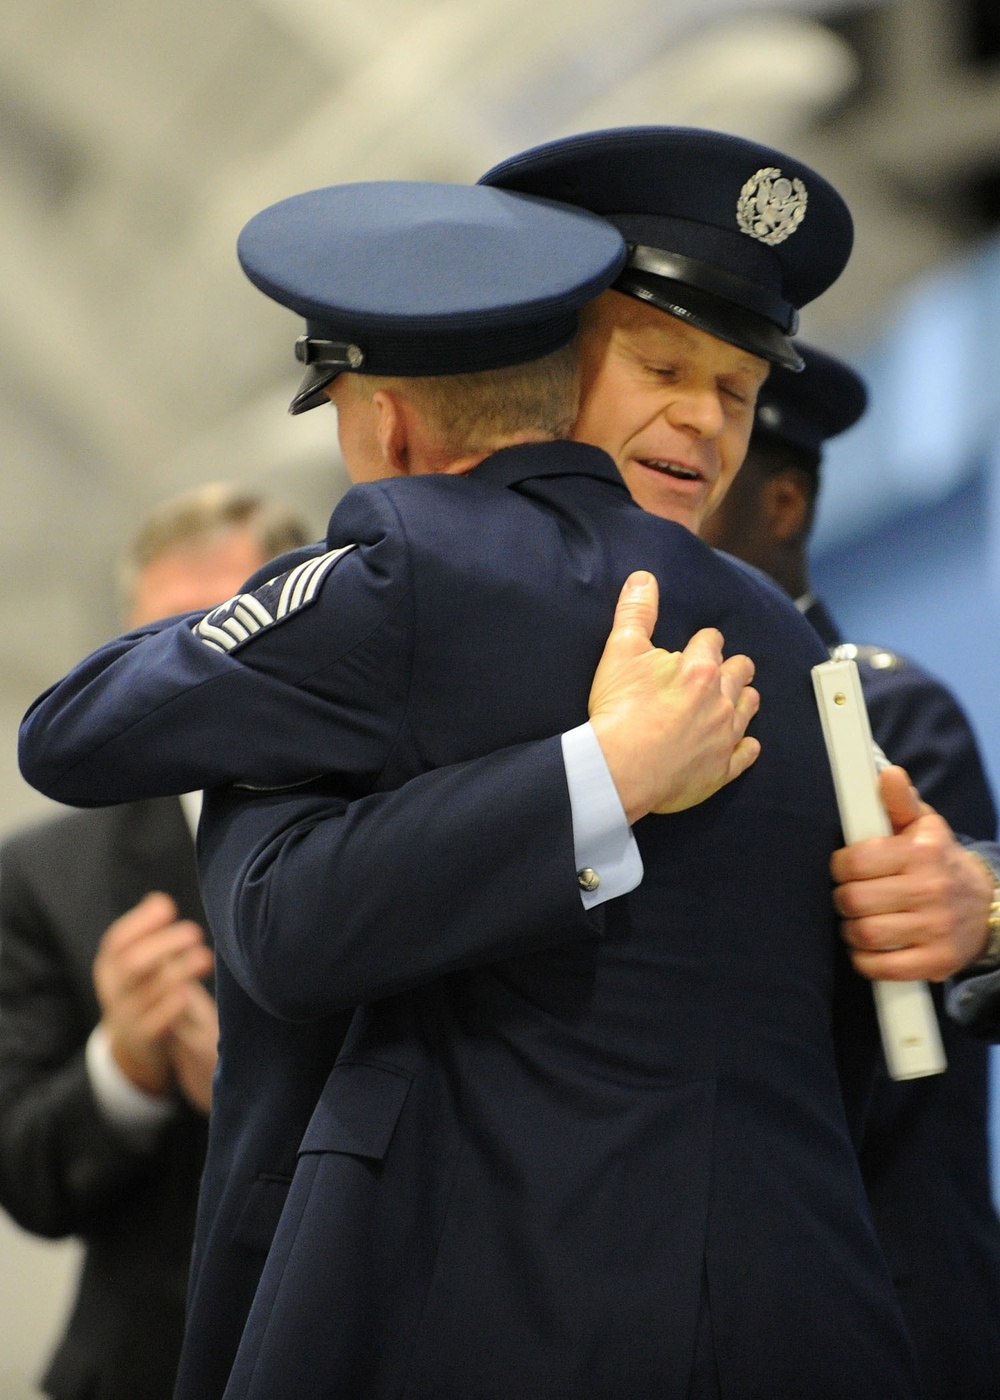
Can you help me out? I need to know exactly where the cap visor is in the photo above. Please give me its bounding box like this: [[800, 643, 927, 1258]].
[[289, 363, 342, 415], [614, 272, 805, 372]]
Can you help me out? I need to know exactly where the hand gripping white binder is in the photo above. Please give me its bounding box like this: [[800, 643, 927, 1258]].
[[812, 658, 946, 1081]]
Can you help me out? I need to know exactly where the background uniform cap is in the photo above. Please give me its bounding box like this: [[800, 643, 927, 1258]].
[[479, 126, 854, 372], [237, 180, 627, 413], [754, 342, 868, 453]]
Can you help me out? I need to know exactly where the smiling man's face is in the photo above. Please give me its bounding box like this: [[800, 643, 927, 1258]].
[[572, 290, 769, 533]]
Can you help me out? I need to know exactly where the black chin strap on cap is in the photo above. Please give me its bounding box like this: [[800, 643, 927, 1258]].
[[289, 337, 366, 415], [616, 245, 805, 372]]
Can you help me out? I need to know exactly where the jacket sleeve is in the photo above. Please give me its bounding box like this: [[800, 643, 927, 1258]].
[[944, 835, 1000, 1040], [198, 738, 602, 1021], [0, 839, 164, 1237], [18, 520, 409, 807]]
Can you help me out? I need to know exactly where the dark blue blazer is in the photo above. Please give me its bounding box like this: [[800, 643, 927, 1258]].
[[807, 598, 1000, 1400], [20, 445, 919, 1400]]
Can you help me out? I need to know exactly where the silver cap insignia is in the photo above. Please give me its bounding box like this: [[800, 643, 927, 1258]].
[[736, 167, 808, 246]]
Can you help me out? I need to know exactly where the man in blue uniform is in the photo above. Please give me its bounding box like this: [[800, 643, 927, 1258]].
[[18, 136, 924, 1398], [479, 129, 1000, 996], [700, 343, 1000, 1400]]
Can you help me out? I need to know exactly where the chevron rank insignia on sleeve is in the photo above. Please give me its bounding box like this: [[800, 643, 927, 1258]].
[[192, 544, 357, 653]]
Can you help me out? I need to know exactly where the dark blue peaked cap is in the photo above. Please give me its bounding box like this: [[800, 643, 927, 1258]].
[[479, 127, 853, 373], [237, 181, 627, 413], [754, 342, 868, 453]]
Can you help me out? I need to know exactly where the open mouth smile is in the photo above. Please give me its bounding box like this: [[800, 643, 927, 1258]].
[[639, 459, 705, 483]]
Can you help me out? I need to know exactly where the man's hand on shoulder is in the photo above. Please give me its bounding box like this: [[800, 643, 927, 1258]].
[[831, 765, 994, 981], [588, 571, 760, 824]]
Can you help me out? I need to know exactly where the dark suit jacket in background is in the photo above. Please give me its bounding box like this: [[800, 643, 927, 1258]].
[[808, 597, 1000, 1400], [0, 798, 209, 1400]]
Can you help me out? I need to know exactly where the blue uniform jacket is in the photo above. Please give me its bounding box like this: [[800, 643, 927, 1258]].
[[807, 598, 1000, 1400], [19, 443, 918, 1399]]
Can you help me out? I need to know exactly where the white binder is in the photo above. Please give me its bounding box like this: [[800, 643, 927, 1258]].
[[812, 657, 946, 1081]]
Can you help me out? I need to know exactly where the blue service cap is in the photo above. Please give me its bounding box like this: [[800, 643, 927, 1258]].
[[754, 342, 868, 453], [479, 127, 854, 373], [237, 181, 627, 413]]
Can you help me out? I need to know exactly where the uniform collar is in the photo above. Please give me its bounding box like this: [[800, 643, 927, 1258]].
[[469, 439, 629, 495]]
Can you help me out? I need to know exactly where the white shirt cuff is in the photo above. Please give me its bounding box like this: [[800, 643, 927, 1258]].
[[561, 722, 644, 909], [85, 1023, 175, 1149]]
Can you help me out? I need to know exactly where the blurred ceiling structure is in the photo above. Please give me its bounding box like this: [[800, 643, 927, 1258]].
[[2, 0, 1000, 824]]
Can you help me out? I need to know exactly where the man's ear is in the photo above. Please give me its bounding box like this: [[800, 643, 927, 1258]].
[[372, 390, 411, 475], [762, 469, 810, 544]]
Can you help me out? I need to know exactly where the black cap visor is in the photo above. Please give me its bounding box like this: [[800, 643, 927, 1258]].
[[614, 268, 805, 372], [290, 362, 343, 415], [289, 336, 366, 415]]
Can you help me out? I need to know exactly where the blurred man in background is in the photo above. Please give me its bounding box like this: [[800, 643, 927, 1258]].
[[700, 343, 1000, 1400], [0, 483, 309, 1400]]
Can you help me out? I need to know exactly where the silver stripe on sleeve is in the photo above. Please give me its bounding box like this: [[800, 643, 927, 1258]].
[[192, 544, 357, 653]]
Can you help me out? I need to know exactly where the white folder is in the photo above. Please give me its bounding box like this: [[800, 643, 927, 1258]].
[[812, 657, 946, 1081]]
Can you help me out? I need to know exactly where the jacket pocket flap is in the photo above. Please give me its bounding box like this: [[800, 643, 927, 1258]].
[[300, 1060, 411, 1161]]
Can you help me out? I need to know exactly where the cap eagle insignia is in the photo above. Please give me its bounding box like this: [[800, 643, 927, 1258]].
[[736, 167, 809, 246]]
